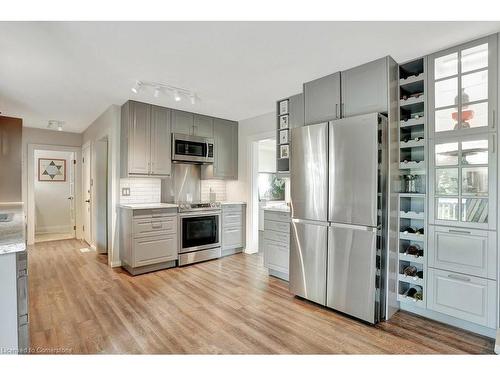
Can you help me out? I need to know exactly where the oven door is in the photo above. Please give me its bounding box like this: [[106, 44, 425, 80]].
[[172, 134, 214, 163], [180, 212, 221, 253]]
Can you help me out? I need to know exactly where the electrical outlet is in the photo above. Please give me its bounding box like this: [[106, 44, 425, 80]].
[[122, 187, 131, 196]]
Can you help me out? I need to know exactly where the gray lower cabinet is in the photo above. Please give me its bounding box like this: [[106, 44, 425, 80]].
[[304, 72, 341, 125], [121, 101, 171, 177], [119, 207, 178, 275], [427, 267, 497, 328], [221, 204, 246, 256], [263, 209, 290, 281], [202, 118, 238, 180], [341, 56, 393, 117]]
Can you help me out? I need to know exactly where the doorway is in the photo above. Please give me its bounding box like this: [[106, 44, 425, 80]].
[[33, 149, 76, 243]]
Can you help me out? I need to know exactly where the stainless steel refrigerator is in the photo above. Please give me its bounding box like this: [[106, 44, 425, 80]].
[[290, 112, 388, 324]]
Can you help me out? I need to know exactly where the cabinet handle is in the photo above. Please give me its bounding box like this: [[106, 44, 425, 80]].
[[341, 103, 344, 117], [447, 274, 471, 282], [448, 229, 471, 234], [493, 110, 496, 129], [335, 104, 339, 119], [492, 135, 496, 154]]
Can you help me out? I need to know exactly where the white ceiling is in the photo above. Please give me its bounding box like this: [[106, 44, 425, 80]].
[[1, 21, 500, 133]]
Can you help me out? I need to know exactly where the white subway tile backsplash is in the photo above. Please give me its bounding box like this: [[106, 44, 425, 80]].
[[120, 178, 161, 204], [201, 180, 227, 202]]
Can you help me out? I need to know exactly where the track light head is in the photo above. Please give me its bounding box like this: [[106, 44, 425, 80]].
[[154, 87, 161, 98], [174, 90, 181, 102], [190, 95, 196, 105], [131, 81, 142, 94]]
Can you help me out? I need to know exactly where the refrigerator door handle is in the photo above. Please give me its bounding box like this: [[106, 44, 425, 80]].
[[329, 222, 379, 233], [291, 218, 330, 226]]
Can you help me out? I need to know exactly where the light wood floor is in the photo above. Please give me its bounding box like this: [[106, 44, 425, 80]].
[[28, 239, 495, 354]]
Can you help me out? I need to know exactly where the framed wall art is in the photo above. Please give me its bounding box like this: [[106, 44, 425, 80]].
[[280, 145, 289, 159], [38, 158, 66, 182], [279, 129, 288, 144], [278, 99, 289, 115], [279, 114, 289, 129]]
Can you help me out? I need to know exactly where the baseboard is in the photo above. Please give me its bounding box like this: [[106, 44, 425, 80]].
[[35, 224, 73, 234], [495, 329, 500, 354], [401, 303, 497, 339]]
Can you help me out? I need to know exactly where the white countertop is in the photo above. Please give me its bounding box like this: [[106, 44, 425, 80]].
[[220, 201, 246, 205], [119, 203, 178, 210], [0, 202, 27, 255]]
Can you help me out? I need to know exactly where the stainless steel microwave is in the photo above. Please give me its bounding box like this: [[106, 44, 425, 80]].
[[171, 133, 214, 164]]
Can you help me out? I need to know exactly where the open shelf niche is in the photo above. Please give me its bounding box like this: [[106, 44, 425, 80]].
[[397, 57, 428, 307]]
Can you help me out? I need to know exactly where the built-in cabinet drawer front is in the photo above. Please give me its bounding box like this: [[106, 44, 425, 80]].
[[264, 210, 290, 223], [264, 219, 290, 234], [223, 204, 243, 212], [223, 212, 243, 227], [132, 209, 177, 219], [133, 216, 177, 238], [263, 229, 289, 245], [429, 225, 497, 279], [133, 234, 178, 266], [223, 227, 244, 248], [264, 239, 289, 274], [427, 268, 497, 328]]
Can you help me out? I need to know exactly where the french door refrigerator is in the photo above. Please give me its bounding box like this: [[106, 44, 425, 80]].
[[290, 112, 388, 324]]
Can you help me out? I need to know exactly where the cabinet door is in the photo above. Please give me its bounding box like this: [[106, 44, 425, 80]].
[[213, 119, 238, 179], [264, 238, 289, 274], [194, 114, 214, 138], [304, 72, 341, 125], [288, 93, 304, 128], [341, 57, 388, 117], [133, 234, 178, 267], [128, 101, 151, 174], [171, 110, 194, 135], [222, 227, 243, 249], [150, 105, 172, 176], [427, 267, 497, 328], [428, 225, 496, 279]]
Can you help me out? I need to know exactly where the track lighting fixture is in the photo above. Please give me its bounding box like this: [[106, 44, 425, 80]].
[[48, 120, 64, 132], [131, 80, 198, 104]]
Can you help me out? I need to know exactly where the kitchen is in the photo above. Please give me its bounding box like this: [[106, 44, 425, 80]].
[[1, 18, 500, 368]]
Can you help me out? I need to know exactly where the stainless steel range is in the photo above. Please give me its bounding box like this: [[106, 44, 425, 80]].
[[178, 202, 221, 266]]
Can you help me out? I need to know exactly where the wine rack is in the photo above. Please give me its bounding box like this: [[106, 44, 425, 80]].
[[397, 58, 428, 307]]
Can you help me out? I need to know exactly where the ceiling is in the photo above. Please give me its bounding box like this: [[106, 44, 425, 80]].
[[1, 21, 500, 133]]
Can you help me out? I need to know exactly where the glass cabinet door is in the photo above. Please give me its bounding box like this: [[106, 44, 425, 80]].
[[429, 35, 497, 136], [431, 135, 496, 229]]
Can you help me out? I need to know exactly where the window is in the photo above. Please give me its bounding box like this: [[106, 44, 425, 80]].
[[258, 173, 285, 201]]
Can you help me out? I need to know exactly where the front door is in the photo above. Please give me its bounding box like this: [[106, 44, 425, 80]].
[[82, 144, 92, 246]]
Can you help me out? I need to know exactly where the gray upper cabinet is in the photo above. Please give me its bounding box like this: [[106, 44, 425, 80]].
[[202, 118, 238, 180], [288, 93, 304, 128], [124, 101, 151, 175], [194, 114, 214, 137], [121, 101, 171, 177], [171, 110, 194, 135], [304, 72, 341, 125], [150, 105, 172, 176], [341, 57, 389, 117]]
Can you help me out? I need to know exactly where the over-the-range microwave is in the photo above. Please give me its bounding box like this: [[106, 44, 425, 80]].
[[171, 133, 214, 164]]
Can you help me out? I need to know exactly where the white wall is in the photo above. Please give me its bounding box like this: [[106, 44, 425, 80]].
[[82, 105, 121, 266], [258, 139, 277, 173], [34, 149, 74, 234], [227, 111, 276, 252]]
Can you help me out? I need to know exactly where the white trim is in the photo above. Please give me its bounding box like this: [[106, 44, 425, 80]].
[[245, 129, 276, 254], [81, 141, 93, 247], [27, 144, 82, 245], [110, 260, 122, 268]]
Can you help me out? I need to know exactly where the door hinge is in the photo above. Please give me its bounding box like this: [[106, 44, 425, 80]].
[[73, 159, 76, 165], [73, 225, 76, 230], [82, 225, 85, 231]]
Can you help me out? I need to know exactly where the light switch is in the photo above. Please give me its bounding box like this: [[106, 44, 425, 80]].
[[122, 187, 130, 196]]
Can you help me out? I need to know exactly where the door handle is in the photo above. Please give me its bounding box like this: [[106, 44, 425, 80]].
[[85, 199, 91, 203], [335, 104, 339, 119], [447, 274, 471, 282], [68, 197, 74, 200]]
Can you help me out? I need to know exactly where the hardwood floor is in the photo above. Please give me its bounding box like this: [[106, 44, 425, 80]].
[[28, 239, 495, 354]]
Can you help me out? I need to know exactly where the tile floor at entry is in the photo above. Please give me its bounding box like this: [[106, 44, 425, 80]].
[[28, 239, 495, 354]]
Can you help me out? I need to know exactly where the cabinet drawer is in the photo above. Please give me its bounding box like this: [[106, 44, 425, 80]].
[[223, 227, 243, 249], [263, 229, 290, 245], [264, 239, 289, 274], [223, 204, 244, 213], [427, 268, 497, 328], [133, 217, 177, 238], [133, 234, 178, 266], [132, 209, 177, 219], [264, 219, 290, 233], [223, 212, 243, 227], [429, 226, 497, 279], [264, 210, 290, 223]]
